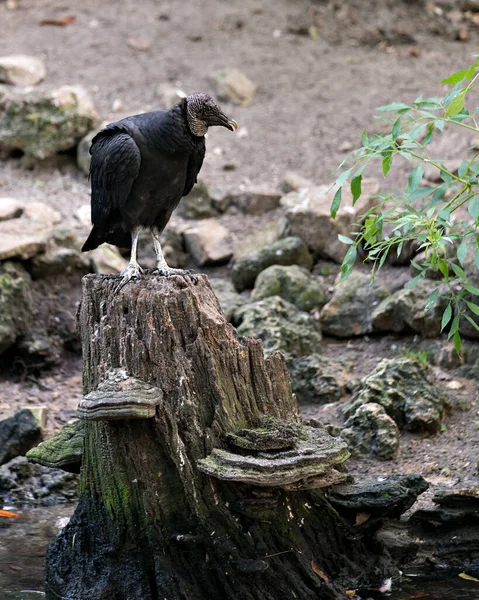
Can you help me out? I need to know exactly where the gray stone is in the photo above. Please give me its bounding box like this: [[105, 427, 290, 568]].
[[183, 219, 234, 266], [74, 204, 92, 228], [234, 296, 322, 358], [0, 455, 78, 505], [320, 271, 389, 337], [175, 179, 218, 219], [0, 84, 100, 163], [89, 245, 128, 274], [234, 222, 279, 259], [341, 402, 400, 461], [342, 358, 448, 433], [231, 236, 313, 292], [252, 264, 327, 312], [0, 409, 42, 466], [281, 171, 313, 194], [289, 354, 349, 404], [0, 197, 23, 221], [372, 279, 449, 338], [0, 262, 31, 354], [210, 68, 256, 106], [210, 278, 246, 321], [0, 201, 62, 260], [0, 55, 46, 86], [226, 189, 282, 215], [31, 243, 90, 278], [280, 178, 380, 263]]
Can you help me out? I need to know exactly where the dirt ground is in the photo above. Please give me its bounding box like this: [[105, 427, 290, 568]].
[[0, 0, 478, 508]]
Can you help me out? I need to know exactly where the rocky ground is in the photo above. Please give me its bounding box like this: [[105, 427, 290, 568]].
[[0, 0, 478, 528]]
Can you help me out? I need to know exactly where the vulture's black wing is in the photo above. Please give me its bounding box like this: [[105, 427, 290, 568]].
[[182, 141, 206, 197], [90, 127, 141, 226]]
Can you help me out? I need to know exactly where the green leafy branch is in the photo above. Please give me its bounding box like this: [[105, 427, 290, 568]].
[[332, 58, 479, 352]]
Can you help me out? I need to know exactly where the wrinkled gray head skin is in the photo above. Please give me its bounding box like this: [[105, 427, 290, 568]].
[[185, 93, 238, 137]]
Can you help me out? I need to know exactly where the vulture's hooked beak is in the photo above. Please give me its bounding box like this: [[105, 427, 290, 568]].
[[214, 110, 238, 131]]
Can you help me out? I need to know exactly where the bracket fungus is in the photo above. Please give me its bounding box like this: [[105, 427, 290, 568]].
[[78, 369, 163, 421], [26, 420, 84, 473], [198, 419, 350, 490]]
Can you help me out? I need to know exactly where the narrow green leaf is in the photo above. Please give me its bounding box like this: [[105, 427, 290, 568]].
[[407, 274, 422, 289], [475, 247, 479, 270], [378, 102, 411, 112], [441, 69, 471, 85], [445, 91, 465, 117], [361, 130, 369, 146], [464, 282, 479, 296], [453, 329, 462, 355], [464, 314, 479, 332], [406, 123, 427, 140], [458, 160, 468, 178], [392, 118, 401, 140], [451, 262, 467, 280], [465, 300, 479, 316], [434, 119, 445, 132], [338, 234, 354, 245], [468, 197, 479, 219], [351, 174, 362, 205], [331, 187, 342, 219], [425, 289, 439, 312], [438, 258, 449, 278], [382, 153, 392, 177], [336, 169, 351, 187], [407, 165, 424, 193], [449, 313, 460, 339], [441, 304, 453, 331], [423, 123, 434, 146], [457, 242, 468, 266]]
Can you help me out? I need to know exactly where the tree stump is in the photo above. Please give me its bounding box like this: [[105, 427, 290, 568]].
[[45, 274, 395, 600]]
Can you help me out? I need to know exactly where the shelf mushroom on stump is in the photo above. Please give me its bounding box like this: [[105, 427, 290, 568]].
[[44, 274, 402, 600]]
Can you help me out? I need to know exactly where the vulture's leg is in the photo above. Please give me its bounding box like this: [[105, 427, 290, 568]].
[[152, 230, 195, 278], [116, 228, 144, 292]]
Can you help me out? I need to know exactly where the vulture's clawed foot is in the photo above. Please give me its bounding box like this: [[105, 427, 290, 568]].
[[115, 264, 144, 293], [154, 267, 198, 283]]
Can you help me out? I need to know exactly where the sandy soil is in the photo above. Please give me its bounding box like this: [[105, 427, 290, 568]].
[[0, 0, 478, 503]]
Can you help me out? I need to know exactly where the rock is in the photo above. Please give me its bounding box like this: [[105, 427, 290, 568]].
[[210, 68, 256, 106], [289, 354, 349, 404], [226, 189, 282, 215], [231, 236, 313, 292], [0, 455, 78, 505], [175, 179, 218, 219], [280, 179, 380, 263], [209, 186, 230, 213], [31, 243, 90, 278], [327, 474, 429, 519], [0, 197, 23, 221], [76, 123, 107, 176], [252, 264, 327, 312], [183, 219, 234, 266], [0, 55, 46, 86], [210, 278, 245, 321], [0, 84, 100, 163], [0, 262, 31, 354], [281, 171, 313, 194], [234, 222, 279, 259], [0, 201, 62, 261], [0, 409, 42, 466], [341, 402, 400, 461], [234, 296, 322, 358], [320, 271, 389, 337], [156, 84, 186, 109], [372, 279, 449, 338], [27, 406, 49, 431], [89, 245, 128, 274], [342, 358, 448, 433]]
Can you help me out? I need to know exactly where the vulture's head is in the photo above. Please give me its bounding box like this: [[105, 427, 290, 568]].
[[185, 93, 238, 137]]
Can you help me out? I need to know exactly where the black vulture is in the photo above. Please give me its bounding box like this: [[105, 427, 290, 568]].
[[81, 93, 237, 288]]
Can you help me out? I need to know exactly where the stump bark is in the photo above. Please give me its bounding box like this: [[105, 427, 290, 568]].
[[45, 274, 395, 600]]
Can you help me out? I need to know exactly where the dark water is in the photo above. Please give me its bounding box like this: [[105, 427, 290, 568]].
[[0, 506, 478, 600]]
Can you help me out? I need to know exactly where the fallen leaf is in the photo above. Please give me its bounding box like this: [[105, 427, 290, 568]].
[[344, 591, 356, 598], [459, 572, 479, 582], [40, 15, 76, 26], [0, 509, 21, 518], [354, 512, 370, 526], [311, 559, 329, 582], [127, 37, 151, 51]]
